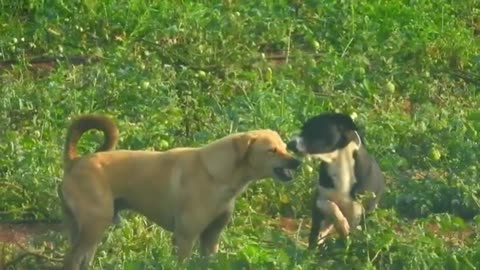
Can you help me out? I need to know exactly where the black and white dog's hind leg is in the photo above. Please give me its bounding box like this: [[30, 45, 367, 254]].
[[309, 188, 354, 248]]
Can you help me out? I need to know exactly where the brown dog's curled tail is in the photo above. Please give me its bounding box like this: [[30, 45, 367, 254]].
[[64, 114, 119, 170]]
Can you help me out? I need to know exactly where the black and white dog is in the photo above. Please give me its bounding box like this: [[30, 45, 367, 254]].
[[287, 113, 385, 248]]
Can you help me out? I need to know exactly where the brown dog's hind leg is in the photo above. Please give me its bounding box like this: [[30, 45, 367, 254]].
[[61, 195, 113, 270], [63, 219, 110, 270], [200, 210, 232, 256], [58, 184, 79, 244]]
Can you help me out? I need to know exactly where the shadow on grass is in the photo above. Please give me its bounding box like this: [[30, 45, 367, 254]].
[[382, 177, 480, 220]]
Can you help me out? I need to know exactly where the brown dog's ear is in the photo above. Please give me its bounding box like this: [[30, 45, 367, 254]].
[[234, 133, 257, 162]]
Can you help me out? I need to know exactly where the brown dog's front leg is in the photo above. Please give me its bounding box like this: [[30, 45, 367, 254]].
[[200, 210, 232, 256], [172, 231, 196, 261]]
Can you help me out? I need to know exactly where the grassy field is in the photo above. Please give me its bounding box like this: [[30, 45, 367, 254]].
[[1, 0, 480, 269]]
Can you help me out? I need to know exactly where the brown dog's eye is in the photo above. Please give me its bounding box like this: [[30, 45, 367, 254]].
[[269, 148, 277, 153]]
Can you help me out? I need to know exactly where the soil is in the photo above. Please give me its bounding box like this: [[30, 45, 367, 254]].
[[0, 221, 63, 244]]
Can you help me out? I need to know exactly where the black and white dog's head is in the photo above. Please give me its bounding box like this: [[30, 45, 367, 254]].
[[287, 113, 362, 162]]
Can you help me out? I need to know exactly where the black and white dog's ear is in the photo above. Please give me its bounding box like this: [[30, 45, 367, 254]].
[[336, 115, 363, 148], [346, 130, 363, 148], [337, 114, 358, 132]]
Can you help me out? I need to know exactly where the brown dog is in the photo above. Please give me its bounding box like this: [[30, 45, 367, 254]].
[[58, 115, 301, 270]]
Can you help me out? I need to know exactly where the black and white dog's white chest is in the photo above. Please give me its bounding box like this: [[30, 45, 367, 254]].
[[325, 156, 356, 194], [316, 141, 359, 195]]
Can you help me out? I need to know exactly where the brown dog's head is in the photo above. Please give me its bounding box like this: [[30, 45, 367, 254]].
[[235, 130, 301, 182]]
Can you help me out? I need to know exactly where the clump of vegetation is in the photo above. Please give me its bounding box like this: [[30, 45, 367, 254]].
[[1, 0, 479, 269]]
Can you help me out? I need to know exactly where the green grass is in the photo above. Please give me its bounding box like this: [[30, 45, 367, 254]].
[[1, 0, 480, 269]]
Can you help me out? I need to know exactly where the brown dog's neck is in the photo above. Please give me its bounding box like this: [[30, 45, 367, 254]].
[[219, 178, 250, 199], [198, 135, 253, 182], [199, 152, 255, 203], [209, 160, 253, 193]]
